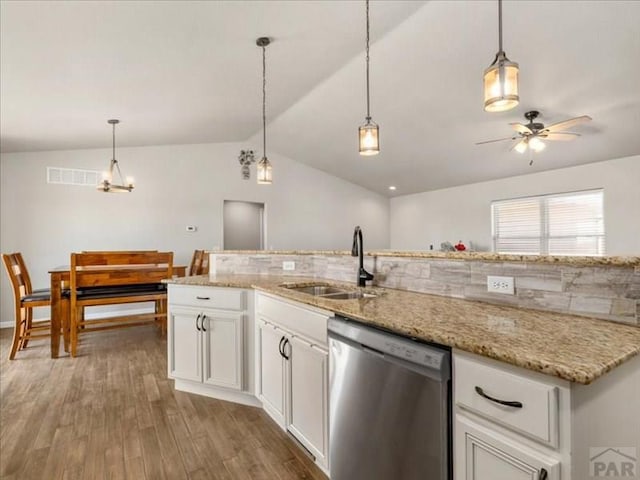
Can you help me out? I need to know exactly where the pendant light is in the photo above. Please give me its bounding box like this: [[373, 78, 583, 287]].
[[358, 0, 379, 156], [483, 0, 519, 112], [97, 119, 135, 193], [256, 37, 273, 185]]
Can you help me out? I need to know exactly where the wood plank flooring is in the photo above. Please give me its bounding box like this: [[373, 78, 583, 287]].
[[0, 327, 327, 480]]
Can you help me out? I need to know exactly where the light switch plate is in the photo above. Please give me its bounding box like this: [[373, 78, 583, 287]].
[[282, 261, 295, 271], [186, 225, 197, 232], [487, 275, 515, 295]]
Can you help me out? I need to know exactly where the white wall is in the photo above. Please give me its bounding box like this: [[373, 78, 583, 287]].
[[0, 142, 390, 324], [390, 155, 640, 255]]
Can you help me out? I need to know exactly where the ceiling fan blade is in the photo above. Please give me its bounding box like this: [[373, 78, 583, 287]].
[[543, 115, 592, 133], [542, 132, 581, 141], [509, 123, 532, 134], [475, 136, 515, 145]]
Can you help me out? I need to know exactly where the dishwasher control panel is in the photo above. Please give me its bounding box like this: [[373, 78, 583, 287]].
[[384, 339, 444, 369], [329, 316, 448, 372]]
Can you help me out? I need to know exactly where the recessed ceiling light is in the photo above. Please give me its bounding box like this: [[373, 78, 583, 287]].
[[388, 186, 397, 191]]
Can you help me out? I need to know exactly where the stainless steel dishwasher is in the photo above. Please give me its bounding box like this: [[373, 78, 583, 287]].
[[328, 316, 451, 480]]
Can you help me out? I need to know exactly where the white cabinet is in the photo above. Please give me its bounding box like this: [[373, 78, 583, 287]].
[[456, 415, 559, 480], [454, 350, 640, 480], [168, 285, 259, 407], [169, 306, 243, 390], [288, 335, 329, 463], [203, 310, 243, 389], [257, 319, 286, 425], [454, 350, 566, 480], [256, 293, 330, 474], [169, 306, 202, 382]]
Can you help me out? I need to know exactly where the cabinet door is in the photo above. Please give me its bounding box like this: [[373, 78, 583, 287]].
[[168, 307, 202, 382], [202, 311, 243, 390], [455, 415, 560, 480], [257, 319, 286, 427], [288, 336, 329, 466]]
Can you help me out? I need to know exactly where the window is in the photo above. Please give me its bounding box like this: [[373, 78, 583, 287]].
[[491, 189, 605, 256]]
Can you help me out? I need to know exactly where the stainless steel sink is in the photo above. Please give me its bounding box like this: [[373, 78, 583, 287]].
[[283, 284, 377, 300], [321, 291, 377, 300], [284, 285, 347, 296]]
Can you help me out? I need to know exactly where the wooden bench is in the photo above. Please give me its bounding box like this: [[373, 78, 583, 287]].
[[69, 251, 173, 357]]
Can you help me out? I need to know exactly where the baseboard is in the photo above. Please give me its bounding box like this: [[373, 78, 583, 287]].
[[173, 379, 262, 408], [0, 306, 154, 330]]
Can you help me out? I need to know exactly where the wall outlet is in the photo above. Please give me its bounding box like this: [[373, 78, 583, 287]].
[[487, 275, 515, 295], [282, 261, 295, 271]]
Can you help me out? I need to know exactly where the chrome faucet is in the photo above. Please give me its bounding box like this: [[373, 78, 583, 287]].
[[351, 226, 374, 287]]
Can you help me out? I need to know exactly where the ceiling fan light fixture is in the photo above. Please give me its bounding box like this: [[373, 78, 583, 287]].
[[529, 136, 546, 152], [483, 0, 519, 112], [514, 139, 528, 154]]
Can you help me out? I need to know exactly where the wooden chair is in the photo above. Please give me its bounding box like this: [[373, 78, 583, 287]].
[[2, 253, 51, 360], [189, 249, 209, 276], [69, 251, 173, 357]]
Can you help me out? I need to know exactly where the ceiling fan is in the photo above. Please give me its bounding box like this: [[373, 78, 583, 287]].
[[476, 110, 592, 164]]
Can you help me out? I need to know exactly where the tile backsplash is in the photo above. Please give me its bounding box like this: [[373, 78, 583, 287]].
[[212, 253, 640, 326]]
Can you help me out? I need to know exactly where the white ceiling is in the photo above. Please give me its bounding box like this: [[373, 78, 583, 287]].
[[2, 0, 639, 196]]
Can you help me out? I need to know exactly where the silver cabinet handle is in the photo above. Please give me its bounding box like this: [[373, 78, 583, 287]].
[[475, 386, 523, 408]]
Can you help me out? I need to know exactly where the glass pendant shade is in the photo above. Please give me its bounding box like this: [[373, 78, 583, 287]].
[[359, 120, 379, 156], [256, 157, 273, 185], [514, 139, 528, 154], [483, 52, 519, 112], [528, 137, 545, 152]]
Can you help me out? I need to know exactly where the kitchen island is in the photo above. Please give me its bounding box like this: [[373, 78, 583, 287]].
[[167, 273, 640, 384], [165, 273, 640, 480]]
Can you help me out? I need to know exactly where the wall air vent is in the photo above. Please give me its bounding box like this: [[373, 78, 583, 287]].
[[47, 167, 101, 187]]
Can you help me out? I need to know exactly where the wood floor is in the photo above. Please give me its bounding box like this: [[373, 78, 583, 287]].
[[0, 326, 327, 480]]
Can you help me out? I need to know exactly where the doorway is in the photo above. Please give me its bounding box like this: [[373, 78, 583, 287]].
[[223, 200, 265, 250]]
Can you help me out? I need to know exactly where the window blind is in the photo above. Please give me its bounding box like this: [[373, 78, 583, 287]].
[[492, 189, 605, 256]]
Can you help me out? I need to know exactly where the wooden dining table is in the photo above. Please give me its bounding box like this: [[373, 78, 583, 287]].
[[49, 264, 186, 358]]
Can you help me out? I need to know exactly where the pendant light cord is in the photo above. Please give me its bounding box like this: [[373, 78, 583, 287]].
[[262, 44, 267, 158], [110, 121, 124, 183], [365, 0, 371, 121], [498, 0, 503, 53]]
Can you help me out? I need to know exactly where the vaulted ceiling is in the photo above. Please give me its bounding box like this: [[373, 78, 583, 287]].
[[2, 1, 639, 196]]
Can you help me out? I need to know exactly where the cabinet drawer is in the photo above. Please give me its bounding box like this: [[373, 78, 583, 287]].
[[256, 293, 329, 346], [454, 354, 559, 447], [169, 285, 245, 311]]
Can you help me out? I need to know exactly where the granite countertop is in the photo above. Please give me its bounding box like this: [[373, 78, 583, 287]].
[[212, 250, 640, 267], [167, 274, 640, 385]]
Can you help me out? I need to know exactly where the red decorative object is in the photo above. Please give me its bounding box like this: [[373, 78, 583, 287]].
[[454, 241, 466, 251]]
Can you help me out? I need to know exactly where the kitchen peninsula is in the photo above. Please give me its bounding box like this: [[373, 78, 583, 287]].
[[166, 250, 640, 480]]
